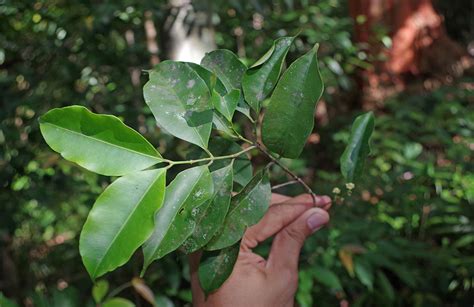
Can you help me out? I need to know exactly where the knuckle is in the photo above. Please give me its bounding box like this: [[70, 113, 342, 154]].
[[282, 226, 306, 246]]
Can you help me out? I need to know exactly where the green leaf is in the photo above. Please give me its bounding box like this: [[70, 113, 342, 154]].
[[377, 271, 395, 301], [201, 49, 247, 92], [242, 37, 294, 112], [144, 61, 213, 149], [212, 112, 239, 139], [0, 292, 18, 307], [211, 89, 240, 122], [198, 243, 239, 295], [186, 62, 227, 96], [92, 279, 109, 303], [102, 298, 135, 307], [79, 169, 166, 280], [355, 258, 374, 291], [312, 266, 343, 291], [206, 169, 271, 250], [340, 112, 375, 182], [181, 164, 233, 254], [142, 166, 213, 271], [261, 44, 324, 158], [39, 106, 162, 176]]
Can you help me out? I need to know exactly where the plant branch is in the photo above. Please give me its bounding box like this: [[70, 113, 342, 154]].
[[163, 145, 256, 166], [255, 142, 317, 206], [271, 180, 299, 190]]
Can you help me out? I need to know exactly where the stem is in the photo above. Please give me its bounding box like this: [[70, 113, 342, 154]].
[[271, 180, 299, 190], [106, 281, 132, 301], [163, 146, 256, 166], [255, 142, 317, 206]]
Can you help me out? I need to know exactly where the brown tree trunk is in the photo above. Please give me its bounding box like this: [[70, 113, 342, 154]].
[[349, 0, 469, 99]]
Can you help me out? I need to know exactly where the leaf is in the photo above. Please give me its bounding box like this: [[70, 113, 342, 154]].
[[131, 278, 156, 306], [142, 166, 213, 272], [102, 298, 135, 307], [340, 112, 375, 182], [242, 37, 294, 112], [201, 49, 247, 92], [39, 106, 162, 176], [377, 271, 395, 301], [79, 168, 166, 280], [0, 293, 18, 307], [143, 61, 213, 149], [206, 170, 271, 250], [92, 279, 109, 303], [181, 164, 233, 254], [198, 243, 240, 295], [261, 44, 324, 158], [211, 89, 240, 122], [186, 62, 227, 96], [312, 266, 343, 291], [338, 249, 355, 277], [354, 258, 374, 291], [212, 112, 239, 139]]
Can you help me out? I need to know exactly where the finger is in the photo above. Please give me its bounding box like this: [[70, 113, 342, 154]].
[[241, 194, 315, 250], [267, 208, 329, 272], [270, 193, 292, 205]]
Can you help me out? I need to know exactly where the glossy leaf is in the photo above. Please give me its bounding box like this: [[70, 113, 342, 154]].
[[181, 164, 233, 254], [39, 106, 162, 176], [201, 49, 247, 92], [92, 280, 109, 303], [211, 89, 240, 122], [242, 37, 294, 112], [261, 44, 324, 158], [142, 166, 213, 271], [212, 112, 239, 139], [340, 111, 375, 182], [186, 62, 227, 96], [198, 243, 240, 295], [143, 61, 213, 149], [206, 170, 271, 250], [102, 298, 135, 307], [80, 169, 166, 280]]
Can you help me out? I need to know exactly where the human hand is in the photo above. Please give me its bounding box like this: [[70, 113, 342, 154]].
[[190, 193, 331, 307]]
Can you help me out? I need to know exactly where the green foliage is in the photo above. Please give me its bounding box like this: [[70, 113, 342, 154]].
[[262, 44, 324, 158], [340, 111, 375, 182]]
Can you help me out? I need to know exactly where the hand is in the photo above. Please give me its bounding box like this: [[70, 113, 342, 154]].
[[189, 193, 331, 307]]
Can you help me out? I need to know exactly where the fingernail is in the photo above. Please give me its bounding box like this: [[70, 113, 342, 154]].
[[319, 195, 331, 205], [307, 212, 328, 232]]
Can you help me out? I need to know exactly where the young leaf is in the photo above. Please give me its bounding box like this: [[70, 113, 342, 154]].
[[143, 61, 213, 149], [102, 298, 135, 307], [142, 166, 213, 272], [211, 89, 240, 122], [206, 170, 271, 250], [242, 36, 294, 112], [261, 44, 324, 158], [80, 169, 166, 280], [39, 106, 163, 176], [201, 50, 247, 92], [181, 164, 233, 254], [198, 243, 240, 295], [340, 112, 375, 182], [186, 62, 227, 96], [92, 280, 109, 303]]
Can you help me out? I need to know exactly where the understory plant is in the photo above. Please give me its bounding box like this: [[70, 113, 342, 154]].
[[39, 35, 374, 297]]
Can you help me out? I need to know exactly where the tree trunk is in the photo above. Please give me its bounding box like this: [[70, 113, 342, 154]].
[[349, 0, 468, 90]]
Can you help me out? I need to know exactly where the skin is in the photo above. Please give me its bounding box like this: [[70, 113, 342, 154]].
[[190, 193, 331, 307]]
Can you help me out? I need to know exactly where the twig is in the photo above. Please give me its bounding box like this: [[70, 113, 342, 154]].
[[255, 142, 317, 206], [271, 180, 299, 191]]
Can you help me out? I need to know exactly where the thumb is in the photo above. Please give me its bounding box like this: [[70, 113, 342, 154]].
[[267, 208, 329, 272]]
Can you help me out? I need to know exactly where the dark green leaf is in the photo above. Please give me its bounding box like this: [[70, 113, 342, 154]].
[[312, 266, 343, 291], [340, 112, 375, 182], [355, 258, 374, 291], [198, 243, 240, 295], [201, 50, 247, 92], [181, 164, 233, 254], [212, 112, 239, 139], [261, 44, 324, 158], [80, 169, 166, 280], [39, 106, 162, 176], [242, 37, 294, 112], [206, 169, 271, 250], [144, 61, 213, 149], [142, 166, 213, 272], [186, 62, 227, 96], [211, 89, 240, 122]]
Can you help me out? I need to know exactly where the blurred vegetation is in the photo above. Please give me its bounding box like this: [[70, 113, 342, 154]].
[[1, 0, 473, 306]]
